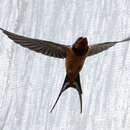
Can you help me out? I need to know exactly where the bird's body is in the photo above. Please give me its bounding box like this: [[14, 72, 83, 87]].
[[66, 48, 85, 82], [49, 37, 89, 113], [0, 28, 130, 113], [66, 43, 87, 83]]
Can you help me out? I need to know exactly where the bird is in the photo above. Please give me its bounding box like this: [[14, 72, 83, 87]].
[[0, 28, 130, 113]]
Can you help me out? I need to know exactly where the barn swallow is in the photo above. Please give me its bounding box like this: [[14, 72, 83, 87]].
[[0, 28, 130, 113]]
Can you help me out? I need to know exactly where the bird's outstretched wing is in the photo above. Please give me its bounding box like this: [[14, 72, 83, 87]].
[[0, 28, 69, 58], [87, 37, 130, 57]]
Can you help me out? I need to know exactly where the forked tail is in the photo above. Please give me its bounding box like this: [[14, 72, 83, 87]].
[[50, 74, 82, 113]]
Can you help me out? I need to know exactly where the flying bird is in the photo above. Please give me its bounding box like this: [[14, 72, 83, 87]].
[[0, 28, 130, 113]]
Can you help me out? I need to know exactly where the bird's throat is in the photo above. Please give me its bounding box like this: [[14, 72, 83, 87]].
[[72, 46, 88, 56]]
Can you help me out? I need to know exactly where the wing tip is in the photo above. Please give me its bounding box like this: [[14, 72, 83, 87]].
[[0, 28, 12, 37], [0, 27, 4, 31], [0, 28, 6, 34]]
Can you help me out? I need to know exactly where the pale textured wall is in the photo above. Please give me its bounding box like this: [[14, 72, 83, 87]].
[[0, 0, 130, 130]]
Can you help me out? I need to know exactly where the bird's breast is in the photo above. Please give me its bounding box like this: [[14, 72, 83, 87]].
[[65, 48, 86, 82]]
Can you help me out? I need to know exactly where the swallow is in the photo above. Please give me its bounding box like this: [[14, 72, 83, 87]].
[[0, 28, 130, 113]]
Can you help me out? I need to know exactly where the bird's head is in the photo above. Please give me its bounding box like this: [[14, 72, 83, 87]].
[[72, 37, 88, 56]]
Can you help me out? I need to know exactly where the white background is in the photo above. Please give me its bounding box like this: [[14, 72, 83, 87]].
[[0, 0, 130, 130]]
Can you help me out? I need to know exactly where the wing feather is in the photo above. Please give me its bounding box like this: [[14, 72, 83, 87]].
[[87, 37, 130, 56], [0, 28, 69, 58]]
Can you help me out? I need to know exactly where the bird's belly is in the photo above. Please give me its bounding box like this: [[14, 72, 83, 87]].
[[66, 59, 82, 73], [66, 53, 85, 82]]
